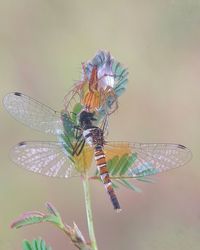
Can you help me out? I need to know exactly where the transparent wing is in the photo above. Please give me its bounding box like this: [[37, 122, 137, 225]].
[[64, 87, 82, 116], [3, 92, 63, 135], [104, 142, 192, 178], [10, 141, 80, 178]]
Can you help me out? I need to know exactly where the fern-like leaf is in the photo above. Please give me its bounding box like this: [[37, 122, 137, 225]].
[[11, 204, 63, 229], [11, 203, 90, 250], [22, 238, 52, 250], [11, 211, 46, 229], [115, 179, 142, 192]]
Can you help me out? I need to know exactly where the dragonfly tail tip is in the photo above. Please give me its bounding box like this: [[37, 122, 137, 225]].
[[115, 208, 122, 213]]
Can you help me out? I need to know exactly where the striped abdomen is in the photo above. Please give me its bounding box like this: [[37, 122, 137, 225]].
[[94, 146, 121, 211]]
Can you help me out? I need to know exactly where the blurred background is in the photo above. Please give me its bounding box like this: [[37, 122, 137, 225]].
[[0, 1, 200, 249]]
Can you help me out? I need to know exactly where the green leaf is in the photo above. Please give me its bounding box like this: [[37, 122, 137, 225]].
[[107, 153, 137, 177], [11, 211, 46, 229], [116, 179, 142, 192], [59, 134, 74, 160], [72, 103, 82, 123], [43, 214, 63, 227], [11, 204, 64, 229], [22, 240, 32, 250], [132, 167, 160, 177], [111, 181, 119, 189], [113, 155, 128, 175], [12, 203, 89, 250], [112, 61, 128, 98], [61, 113, 74, 138], [107, 156, 119, 175], [136, 176, 155, 183], [22, 239, 52, 250], [119, 153, 137, 176], [115, 87, 126, 96]]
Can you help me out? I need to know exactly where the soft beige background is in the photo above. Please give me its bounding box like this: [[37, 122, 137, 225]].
[[0, 1, 199, 249]]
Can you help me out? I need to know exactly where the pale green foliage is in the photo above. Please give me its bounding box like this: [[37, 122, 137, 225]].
[[22, 239, 52, 250], [12, 202, 91, 250]]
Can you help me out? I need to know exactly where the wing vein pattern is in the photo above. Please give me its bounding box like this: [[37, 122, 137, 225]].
[[3, 93, 63, 135], [10, 141, 78, 178], [104, 142, 192, 177]]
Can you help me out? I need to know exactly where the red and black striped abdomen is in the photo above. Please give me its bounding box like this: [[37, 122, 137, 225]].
[[94, 146, 121, 211]]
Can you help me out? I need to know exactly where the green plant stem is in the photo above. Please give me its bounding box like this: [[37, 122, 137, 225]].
[[82, 173, 98, 250]]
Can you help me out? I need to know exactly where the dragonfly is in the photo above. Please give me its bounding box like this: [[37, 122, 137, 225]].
[[64, 50, 128, 121], [3, 92, 192, 210]]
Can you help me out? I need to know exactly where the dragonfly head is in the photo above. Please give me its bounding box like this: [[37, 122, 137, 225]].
[[79, 111, 97, 129]]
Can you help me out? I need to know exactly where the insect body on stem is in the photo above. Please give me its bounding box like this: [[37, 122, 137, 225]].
[[73, 110, 121, 211]]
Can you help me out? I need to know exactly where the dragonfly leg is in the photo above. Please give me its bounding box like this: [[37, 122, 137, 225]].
[[73, 126, 82, 139], [101, 116, 108, 135], [72, 138, 85, 156], [76, 139, 86, 156]]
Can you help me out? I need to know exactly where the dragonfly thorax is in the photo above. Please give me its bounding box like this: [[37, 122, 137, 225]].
[[83, 127, 104, 147]]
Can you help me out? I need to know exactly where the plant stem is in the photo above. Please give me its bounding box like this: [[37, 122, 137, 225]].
[[82, 173, 98, 250]]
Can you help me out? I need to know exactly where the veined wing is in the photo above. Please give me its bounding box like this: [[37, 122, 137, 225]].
[[10, 141, 94, 178], [104, 142, 192, 178], [3, 92, 63, 135], [64, 87, 82, 116]]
